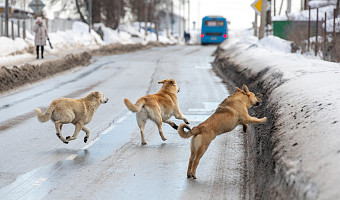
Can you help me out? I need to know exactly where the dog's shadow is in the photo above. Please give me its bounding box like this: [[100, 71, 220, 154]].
[[42, 148, 79, 156], [41, 148, 91, 166]]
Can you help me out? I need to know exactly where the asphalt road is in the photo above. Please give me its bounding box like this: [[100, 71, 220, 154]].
[[0, 45, 248, 200]]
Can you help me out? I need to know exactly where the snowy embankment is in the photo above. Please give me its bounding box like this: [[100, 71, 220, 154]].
[[0, 21, 175, 93], [213, 30, 340, 200], [0, 21, 176, 66]]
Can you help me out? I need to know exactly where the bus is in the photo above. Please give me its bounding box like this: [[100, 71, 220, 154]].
[[200, 16, 228, 45]]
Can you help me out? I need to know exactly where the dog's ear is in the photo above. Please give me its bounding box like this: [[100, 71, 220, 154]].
[[158, 80, 166, 84], [242, 84, 250, 94], [236, 87, 246, 95], [91, 91, 100, 97]]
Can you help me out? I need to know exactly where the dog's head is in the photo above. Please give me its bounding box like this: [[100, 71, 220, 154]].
[[158, 79, 180, 93], [236, 84, 262, 108], [87, 91, 109, 104]]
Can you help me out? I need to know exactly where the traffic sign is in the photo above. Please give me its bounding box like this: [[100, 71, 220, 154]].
[[28, 0, 45, 16], [251, 0, 271, 15]]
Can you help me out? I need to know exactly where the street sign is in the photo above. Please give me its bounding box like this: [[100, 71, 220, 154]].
[[28, 0, 45, 16], [251, 0, 271, 15]]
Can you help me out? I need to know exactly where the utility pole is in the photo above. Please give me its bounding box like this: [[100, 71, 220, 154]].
[[5, 0, 9, 37], [152, 0, 159, 41], [287, 0, 291, 14], [183, 0, 186, 32], [138, 1, 141, 32], [254, 12, 258, 36], [36, 0, 38, 17], [178, 0, 182, 42], [144, 0, 148, 36], [165, 0, 170, 38], [117, 0, 121, 33], [259, 0, 267, 39], [88, 0, 92, 33], [187, 0, 190, 32], [171, 0, 173, 35]]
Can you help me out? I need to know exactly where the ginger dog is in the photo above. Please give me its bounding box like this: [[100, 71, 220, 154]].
[[124, 79, 189, 145], [35, 91, 108, 144], [178, 84, 267, 179]]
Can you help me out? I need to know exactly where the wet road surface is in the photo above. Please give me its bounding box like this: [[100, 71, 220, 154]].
[[0, 45, 248, 199]]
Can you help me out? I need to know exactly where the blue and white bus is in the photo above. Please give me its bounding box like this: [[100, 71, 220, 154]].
[[200, 16, 228, 45]]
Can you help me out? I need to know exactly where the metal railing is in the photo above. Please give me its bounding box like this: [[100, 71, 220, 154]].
[[0, 16, 74, 39]]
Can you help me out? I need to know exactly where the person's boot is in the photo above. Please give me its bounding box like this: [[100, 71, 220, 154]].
[[41, 46, 44, 59], [36, 46, 39, 59]]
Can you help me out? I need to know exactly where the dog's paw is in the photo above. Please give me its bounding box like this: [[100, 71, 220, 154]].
[[66, 136, 70, 140], [262, 117, 267, 122], [187, 174, 192, 179], [172, 124, 178, 130], [185, 120, 190, 124], [63, 140, 69, 144], [141, 142, 147, 145], [243, 124, 248, 133], [161, 137, 167, 141]]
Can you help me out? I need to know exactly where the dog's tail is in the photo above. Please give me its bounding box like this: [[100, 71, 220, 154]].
[[35, 104, 55, 123], [124, 98, 145, 113], [178, 124, 201, 138]]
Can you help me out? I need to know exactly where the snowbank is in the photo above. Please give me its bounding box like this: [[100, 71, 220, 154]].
[[273, 5, 335, 21], [213, 30, 340, 199], [0, 37, 31, 56], [0, 21, 177, 67]]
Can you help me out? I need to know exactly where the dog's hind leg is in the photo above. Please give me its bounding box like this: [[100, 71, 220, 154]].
[[187, 137, 196, 178], [65, 121, 84, 142], [137, 113, 147, 145], [164, 119, 178, 130], [82, 125, 90, 143], [191, 136, 211, 179], [55, 121, 68, 144], [155, 117, 167, 141], [148, 108, 167, 141]]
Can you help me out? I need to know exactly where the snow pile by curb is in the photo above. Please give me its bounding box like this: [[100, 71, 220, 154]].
[[0, 51, 92, 93], [213, 30, 340, 200]]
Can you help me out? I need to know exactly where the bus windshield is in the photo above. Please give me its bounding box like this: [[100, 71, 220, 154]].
[[204, 20, 225, 27]]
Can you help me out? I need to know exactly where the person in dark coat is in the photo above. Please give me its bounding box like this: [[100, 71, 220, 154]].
[[96, 26, 104, 40], [33, 17, 49, 59]]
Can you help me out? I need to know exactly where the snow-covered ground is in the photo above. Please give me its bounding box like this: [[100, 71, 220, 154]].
[[0, 21, 179, 67], [217, 29, 340, 199]]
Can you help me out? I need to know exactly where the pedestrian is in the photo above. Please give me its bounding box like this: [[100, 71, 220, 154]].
[[96, 26, 104, 40], [33, 17, 49, 59], [184, 31, 191, 43]]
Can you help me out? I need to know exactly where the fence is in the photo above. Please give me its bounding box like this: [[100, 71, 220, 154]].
[[308, 8, 340, 62], [0, 15, 74, 39], [273, 8, 340, 62]]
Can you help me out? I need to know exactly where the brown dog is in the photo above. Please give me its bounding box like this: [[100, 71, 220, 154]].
[[124, 79, 189, 145], [178, 84, 267, 179], [35, 91, 108, 144]]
